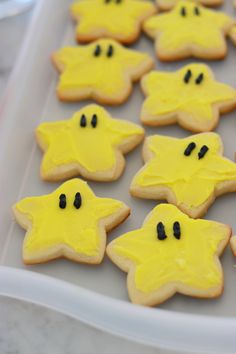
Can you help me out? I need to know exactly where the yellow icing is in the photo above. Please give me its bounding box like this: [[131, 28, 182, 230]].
[[14, 179, 126, 259], [53, 39, 153, 103], [71, 0, 156, 42], [36, 104, 144, 178], [143, 1, 233, 57], [156, 0, 222, 11], [141, 64, 236, 131], [131, 133, 236, 210], [108, 204, 229, 293]]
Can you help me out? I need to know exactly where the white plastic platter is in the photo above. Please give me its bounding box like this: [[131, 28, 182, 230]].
[[0, 0, 236, 353]]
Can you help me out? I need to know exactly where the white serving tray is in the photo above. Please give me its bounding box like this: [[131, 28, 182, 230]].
[[1, 0, 236, 352]]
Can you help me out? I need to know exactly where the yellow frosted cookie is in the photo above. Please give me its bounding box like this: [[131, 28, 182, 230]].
[[156, 0, 223, 11], [143, 1, 234, 61], [141, 63, 236, 132], [36, 104, 144, 182], [13, 178, 130, 265], [130, 133, 236, 218], [52, 39, 154, 105], [107, 204, 231, 306], [71, 0, 156, 44]]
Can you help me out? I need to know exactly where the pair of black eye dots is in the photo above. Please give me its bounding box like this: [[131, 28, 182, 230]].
[[59, 193, 82, 209], [94, 44, 114, 57], [157, 222, 181, 241], [183, 70, 204, 84], [184, 142, 209, 159], [80, 114, 97, 128], [104, 0, 122, 3], [180, 6, 200, 17]]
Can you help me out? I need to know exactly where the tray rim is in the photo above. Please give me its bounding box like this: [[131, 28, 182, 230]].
[[0, 0, 236, 353], [1, 265, 236, 354]]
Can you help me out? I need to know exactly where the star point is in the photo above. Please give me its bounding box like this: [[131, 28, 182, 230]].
[[230, 235, 236, 256], [229, 25, 236, 45]]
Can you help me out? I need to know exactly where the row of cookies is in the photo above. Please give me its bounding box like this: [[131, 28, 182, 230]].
[[13, 177, 236, 306], [34, 105, 236, 219], [53, 45, 236, 131], [70, 0, 236, 61]]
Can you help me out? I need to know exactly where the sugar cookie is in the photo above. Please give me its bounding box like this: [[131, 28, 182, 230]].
[[107, 204, 231, 306], [13, 179, 130, 265], [71, 0, 156, 44], [141, 64, 236, 132], [143, 1, 234, 61], [130, 133, 236, 218], [52, 39, 154, 104], [36, 104, 144, 182]]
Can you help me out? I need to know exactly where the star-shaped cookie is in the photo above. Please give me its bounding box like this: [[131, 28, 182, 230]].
[[107, 204, 231, 306], [52, 39, 154, 104], [36, 104, 144, 182], [13, 179, 130, 265], [156, 0, 223, 11], [143, 1, 234, 61], [130, 133, 236, 218], [141, 64, 236, 132], [71, 0, 156, 44]]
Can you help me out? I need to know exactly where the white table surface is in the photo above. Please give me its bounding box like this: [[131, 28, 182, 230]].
[[0, 6, 194, 354]]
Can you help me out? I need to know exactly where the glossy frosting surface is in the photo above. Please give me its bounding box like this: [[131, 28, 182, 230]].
[[144, 1, 233, 54], [54, 39, 153, 101], [109, 204, 229, 293], [132, 133, 236, 209], [37, 104, 144, 176], [141, 64, 236, 130], [71, 0, 156, 41], [14, 179, 126, 258]]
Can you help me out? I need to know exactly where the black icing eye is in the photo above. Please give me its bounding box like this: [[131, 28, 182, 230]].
[[59, 194, 66, 209], [195, 73, 204, 85], [157, 222, 167, 240], [116, 0, 122, 3], [74, 192, 82, 209], [184, 142, 196, 156], [194, 6, 200, 16], [91, 114, 97, 128], [107, 45, 114, 57], [180, 6, 186, 16], [183, 69, 192, 84], [94, 45, 101, 57], [198, 145, 209, 159], [80, 114, 87, 127], [173, 221, 181, 240]]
